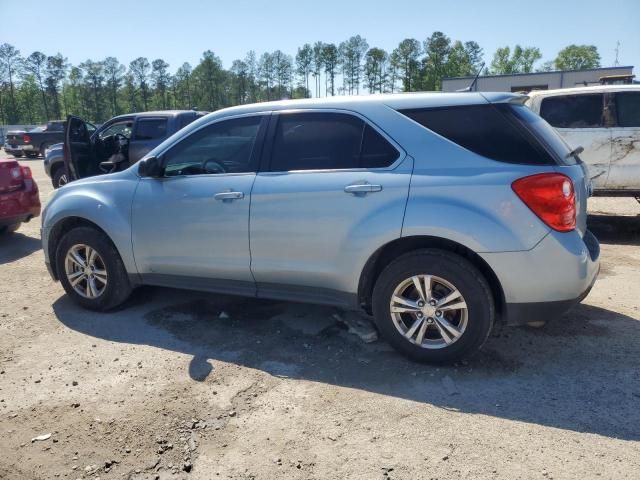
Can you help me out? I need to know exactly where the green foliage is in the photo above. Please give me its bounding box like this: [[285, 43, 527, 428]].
[[554, 45, 601, 70], [490, 45, 542, 74], [0, 38, 606, 125]]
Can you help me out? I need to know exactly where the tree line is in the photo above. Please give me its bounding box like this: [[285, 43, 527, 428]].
[[0, 34, 602, 125]]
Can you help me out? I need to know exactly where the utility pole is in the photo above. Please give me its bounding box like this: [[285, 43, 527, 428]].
[[614, 41, 621, 66]]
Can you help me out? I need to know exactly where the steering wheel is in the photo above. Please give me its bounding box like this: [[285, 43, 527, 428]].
[[203, 158, 227, 174]]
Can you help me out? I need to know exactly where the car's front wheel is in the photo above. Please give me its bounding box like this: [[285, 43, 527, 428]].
[[372, 249, 494, 363], [52, 168, 68, 188], [56, 227, 132, 311]]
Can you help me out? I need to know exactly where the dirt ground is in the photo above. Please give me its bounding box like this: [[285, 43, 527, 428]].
[[1, 155, 639, 480]]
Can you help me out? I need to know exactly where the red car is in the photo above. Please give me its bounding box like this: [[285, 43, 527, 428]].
[[0, 158, 41, 234]]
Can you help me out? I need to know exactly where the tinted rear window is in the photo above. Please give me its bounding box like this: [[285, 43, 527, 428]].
[[134, 118, 168, 140], [400, 104, 556, 165], [615, 92, 640, 127], [539, 94, 604, 128]]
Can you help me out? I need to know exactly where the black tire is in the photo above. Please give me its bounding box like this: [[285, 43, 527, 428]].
[[372, 249, 495, 364], [52, 167, 68, 189], [11, 152, 24, 158], [25, 151, 38, 158], [0, 223, 20, 235], [56, 226, 132, 311], [40, 143, 51, 157]]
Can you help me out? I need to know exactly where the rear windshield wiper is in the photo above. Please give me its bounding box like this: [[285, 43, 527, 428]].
[[566, 146, 584, 159]]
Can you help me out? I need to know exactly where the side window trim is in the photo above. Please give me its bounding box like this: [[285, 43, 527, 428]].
[[261, 109, 405, 174], [157, 113, 270, 177]]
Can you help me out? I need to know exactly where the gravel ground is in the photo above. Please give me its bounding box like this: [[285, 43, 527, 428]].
[[1, 155, 639, 480]]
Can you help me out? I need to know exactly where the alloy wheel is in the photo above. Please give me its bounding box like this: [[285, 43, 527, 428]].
[[64, 244, 108, 299], [389, 275, 468, 349]]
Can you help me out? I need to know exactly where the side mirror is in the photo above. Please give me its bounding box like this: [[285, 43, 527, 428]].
[[138, 156, 163, 178]]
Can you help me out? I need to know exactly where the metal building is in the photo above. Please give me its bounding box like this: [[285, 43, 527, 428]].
[[442, 66, 635, 93]]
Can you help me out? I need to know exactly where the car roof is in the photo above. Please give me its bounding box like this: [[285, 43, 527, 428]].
[[109, 110, 202, 122], [527, 84, 640, 98], [205, 92, 526, 119]]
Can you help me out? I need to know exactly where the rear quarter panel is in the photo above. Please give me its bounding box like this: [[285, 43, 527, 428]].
[[379, 107, 552, 253]]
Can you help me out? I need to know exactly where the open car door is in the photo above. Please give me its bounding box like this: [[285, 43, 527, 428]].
[[64, 116, 95, 181]]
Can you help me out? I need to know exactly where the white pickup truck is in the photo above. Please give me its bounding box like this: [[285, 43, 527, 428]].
[[527, 85, 640, 198]]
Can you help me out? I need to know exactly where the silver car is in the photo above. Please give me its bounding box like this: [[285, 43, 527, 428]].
[[42, 93, 600, 363]]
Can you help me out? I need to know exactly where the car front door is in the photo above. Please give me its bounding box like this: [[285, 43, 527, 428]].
[[249, 110, 413, 305], [538, 92, 613, 189], [131, 114, 268, 293], [129, 117, 169, 164], [606, 91, 640, 190]]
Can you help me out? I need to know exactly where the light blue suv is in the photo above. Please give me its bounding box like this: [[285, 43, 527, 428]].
[[42, 93, 600, 363]]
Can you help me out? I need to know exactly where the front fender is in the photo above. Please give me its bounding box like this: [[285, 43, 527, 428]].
[[42, 174, 139, 274]]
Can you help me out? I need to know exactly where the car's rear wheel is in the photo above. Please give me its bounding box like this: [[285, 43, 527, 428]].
[[56, 227, 132, 311], [372, 249, 494, 363], [0, 223, 20, 235], [52, 168, 68, 188]]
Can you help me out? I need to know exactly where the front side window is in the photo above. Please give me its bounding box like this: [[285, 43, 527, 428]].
[[269, 112, 399, 171], [134, 118, 168, 140], [539, 94, 605, 128], [99, 120, 133, 140], [615, 92, 640, 127], [163, 116, 262, 177]]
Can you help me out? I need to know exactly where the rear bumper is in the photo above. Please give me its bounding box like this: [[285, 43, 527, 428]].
[[4, 145, 23, 155], [502, 267, 598, 325], [0, 181, 41, 227], [481, 229, 600, 326]]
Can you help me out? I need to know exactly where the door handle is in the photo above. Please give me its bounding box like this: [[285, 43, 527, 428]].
[[214, 191, 244, 201], [344, 182, 383, 194]]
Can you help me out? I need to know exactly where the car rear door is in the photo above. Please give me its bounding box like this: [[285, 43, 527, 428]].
[[64, 116, 93, 181], [131, 114, 268, 291], [249, 110, 412, 304], [606, 91, 640, 190], [538, 92, 612, 189], [128, 116, 169, 164]]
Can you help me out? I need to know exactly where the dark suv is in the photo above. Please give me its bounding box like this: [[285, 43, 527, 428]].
[[44, 111, 206, 188]]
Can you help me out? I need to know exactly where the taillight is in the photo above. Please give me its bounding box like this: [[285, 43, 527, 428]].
[[512, 173, 576, 232], [21, 166, 33, 179], [6, 166, 24, 191], [23, 134, 32, 144]]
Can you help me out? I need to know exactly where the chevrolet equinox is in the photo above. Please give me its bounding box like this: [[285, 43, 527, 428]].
[[42, 93, 600, 363]]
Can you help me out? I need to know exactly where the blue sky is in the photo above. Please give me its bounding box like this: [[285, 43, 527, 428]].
[[1, 0, 638, 73]]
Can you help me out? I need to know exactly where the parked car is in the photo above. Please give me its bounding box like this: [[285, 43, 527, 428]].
[[22, 120, 66, 158], [57, 110, 206, 187], [0, 158, 41, 234], [4, 129, 27, 157], [527, 85, 640, 198], [42, 93, 600, 363]]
